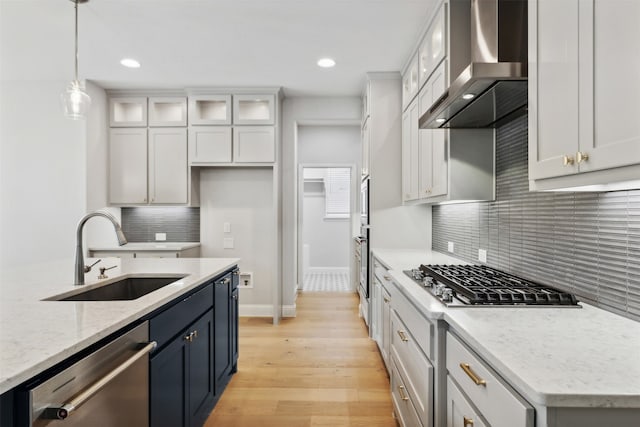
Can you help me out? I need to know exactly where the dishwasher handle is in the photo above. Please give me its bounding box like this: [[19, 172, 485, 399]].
[[44, 341, 157, 420]]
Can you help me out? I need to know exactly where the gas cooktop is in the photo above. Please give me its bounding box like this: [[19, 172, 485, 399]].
[[404, 264, 580, 307]]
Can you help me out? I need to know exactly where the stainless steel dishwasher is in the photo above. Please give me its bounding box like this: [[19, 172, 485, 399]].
[[28, 322, 155, 426]]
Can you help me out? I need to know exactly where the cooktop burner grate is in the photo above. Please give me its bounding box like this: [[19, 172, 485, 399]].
[[411, 264, 579, 306]]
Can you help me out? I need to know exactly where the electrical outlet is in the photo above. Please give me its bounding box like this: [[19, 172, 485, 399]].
[[239, 272, 253, 288], [155, 233, 167, 241], [223, 237, 234, 249], [478, 249, 487, 263], [223, 222, 231, 233], [448, 241, 455, 253]]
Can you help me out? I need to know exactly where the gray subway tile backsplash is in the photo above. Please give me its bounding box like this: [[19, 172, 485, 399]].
[[121, 207, 200, 242], [432, 115, 640, 321]]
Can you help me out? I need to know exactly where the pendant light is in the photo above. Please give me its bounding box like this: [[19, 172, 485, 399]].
[[61, 0, 91, 120]]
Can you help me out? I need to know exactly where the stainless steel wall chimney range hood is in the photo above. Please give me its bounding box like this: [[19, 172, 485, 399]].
[[419, 0, 527, 129]]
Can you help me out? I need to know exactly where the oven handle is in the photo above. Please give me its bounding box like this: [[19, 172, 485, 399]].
[[44, 341, 157, 420]]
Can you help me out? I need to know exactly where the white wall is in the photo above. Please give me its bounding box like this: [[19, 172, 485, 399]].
[[200, 168, 274, 314], [84, 82, 121, 249], [281, 97, 361, 308], [298, 125, 361, 164], [302, 191, 350, 269], [0, 81, 87, 271]]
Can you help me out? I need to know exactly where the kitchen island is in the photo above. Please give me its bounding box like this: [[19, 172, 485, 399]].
[[0, 257, 239, 425], [371, 248, 640, 427]]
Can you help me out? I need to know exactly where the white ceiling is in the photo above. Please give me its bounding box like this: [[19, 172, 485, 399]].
[[0, 0, 431, 97]]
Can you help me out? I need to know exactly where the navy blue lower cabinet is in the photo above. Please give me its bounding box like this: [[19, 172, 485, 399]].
[[214, 274, 232, 394], [150, 331, 188, 427], [150, 267, 239, 427], [151, 309, 215, 427], [230, 270, 239, 373]]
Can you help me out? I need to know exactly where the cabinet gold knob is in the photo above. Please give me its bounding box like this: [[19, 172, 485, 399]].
[[577, 151, 589, 163], [463, 416, 474, 426], [383, 297, 391, 303], [562, 155, 575, 166]]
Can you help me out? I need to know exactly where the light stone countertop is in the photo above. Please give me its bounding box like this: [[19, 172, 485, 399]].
[[0, 257, 239, 395], [372, 248, 640, 409], [88, 242, 201, 251]]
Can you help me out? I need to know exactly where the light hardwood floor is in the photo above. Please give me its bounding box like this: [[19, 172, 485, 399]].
[[205, 291, 397, 427]]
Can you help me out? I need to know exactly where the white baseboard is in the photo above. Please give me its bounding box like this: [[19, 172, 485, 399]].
[[307, 267, 349, 273], [239, 304, 297, 318], [282, 304, 296, 317], [239, 304, 272, 317]]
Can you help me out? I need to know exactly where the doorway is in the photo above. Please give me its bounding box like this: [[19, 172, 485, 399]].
[[299, 166, 352, 292]]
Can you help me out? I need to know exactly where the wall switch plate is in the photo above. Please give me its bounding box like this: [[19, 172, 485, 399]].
[[223, 222, 231, 233], [155, 233, 167, 241], [478, 249, 487, 263], [448, 241, 455, 253], [223, 237, 234, 249]]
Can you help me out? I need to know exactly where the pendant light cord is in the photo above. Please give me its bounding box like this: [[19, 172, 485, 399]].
[[74, 0, 79, 83]]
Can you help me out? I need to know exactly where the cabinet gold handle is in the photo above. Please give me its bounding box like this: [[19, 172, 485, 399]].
[[460, 363, 486, 386], [397, 330, 409, 342], [463, 416, 474, 426], [577, 151, 589, 163], [397, 385, 409, 401], [384, 297, 391, 303], [562, 155, 575, 166], [192, 330, 198, 339], [383, 275, 391, 281], [184, 334, 192, 342]]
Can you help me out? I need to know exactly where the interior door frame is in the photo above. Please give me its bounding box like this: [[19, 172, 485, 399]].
[[297, 163, 358, 293]]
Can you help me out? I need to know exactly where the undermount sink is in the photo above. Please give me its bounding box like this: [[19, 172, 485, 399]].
[[46, 276, 187, 301]]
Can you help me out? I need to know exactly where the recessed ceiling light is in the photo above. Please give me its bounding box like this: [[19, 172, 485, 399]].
[[436, 118, 446, 123], [462, 93, 475, 100], [120, 58, 141, 68], [317, 58, 336, 68]]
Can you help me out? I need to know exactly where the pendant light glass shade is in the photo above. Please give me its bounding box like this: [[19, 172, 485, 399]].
[[61, 80, 91, 120], [62, 0, 91, 120]]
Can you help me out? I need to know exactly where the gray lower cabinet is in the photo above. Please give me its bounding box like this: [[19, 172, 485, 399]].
[[150, 267, 239, 427]]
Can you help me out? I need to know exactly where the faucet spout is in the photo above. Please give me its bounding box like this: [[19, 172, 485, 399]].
[[75, 211, 127, 285]]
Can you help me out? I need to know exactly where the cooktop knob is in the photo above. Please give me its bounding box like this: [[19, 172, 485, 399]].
[[434, 284, 446, 296], [442, 288, 453, 302]]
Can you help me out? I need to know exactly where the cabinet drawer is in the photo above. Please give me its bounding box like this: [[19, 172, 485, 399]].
[[372, 258, 392, 287], [446, 376, 488, 427], [151, 283, 213, 348], [390, 310, 433, 427], [391, 357, 424, 427], [391, 284, 432, 359], [446, 332, 533, 427]]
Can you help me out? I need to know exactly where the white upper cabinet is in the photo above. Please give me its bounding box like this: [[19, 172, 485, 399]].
[[189, 127, 233, 164], [419, 3, 447, 88], [233, 126, 275, 163], [233, 94, 275, 125], [402, 99, 420, 202], [148, 97, 187, 127], [529, 0, 640, 189], [188, 95, 232, 125], [109, 97, 148, 127], [402, 54, 420, 111], [581, 0, 640, 173], [419, 61, 448, 201], [109, 128, 148, 204], [148, 128, 188, 204]]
